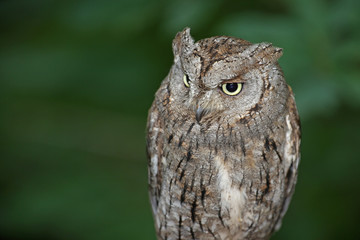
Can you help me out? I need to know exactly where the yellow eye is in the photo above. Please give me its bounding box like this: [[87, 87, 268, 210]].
[[183, 74, 190, 88], [221, 83, 242, 96]]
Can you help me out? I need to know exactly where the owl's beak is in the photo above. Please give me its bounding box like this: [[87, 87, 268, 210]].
[[195, 106, 205, 123]]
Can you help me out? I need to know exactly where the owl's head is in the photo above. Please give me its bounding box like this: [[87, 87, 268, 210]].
[[168, 28, 288, 124]]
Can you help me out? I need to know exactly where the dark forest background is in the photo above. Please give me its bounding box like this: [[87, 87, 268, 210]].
[[1, 0, 360, 239]]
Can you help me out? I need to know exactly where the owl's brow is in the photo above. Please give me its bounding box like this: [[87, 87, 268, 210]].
[[220, 74, 246, 84]]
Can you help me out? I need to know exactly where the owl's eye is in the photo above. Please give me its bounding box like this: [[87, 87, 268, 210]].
[[221, 83, 243, 96], [183, 74, 190, 88]]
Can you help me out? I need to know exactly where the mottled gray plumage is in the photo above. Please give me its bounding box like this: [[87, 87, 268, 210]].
[[146, 28, 301, 240]]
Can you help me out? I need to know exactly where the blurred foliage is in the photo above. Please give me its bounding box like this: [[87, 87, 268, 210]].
[[1, 0, 360, 239]]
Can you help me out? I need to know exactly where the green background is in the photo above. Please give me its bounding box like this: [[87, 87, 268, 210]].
[[1, 0, 360, 239]]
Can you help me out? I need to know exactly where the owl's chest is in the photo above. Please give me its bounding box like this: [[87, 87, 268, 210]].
[[156, 118, 285, 239], [162, 122, 251, 208], [160, 136, 260, 239], [163, 119, 257, 186]]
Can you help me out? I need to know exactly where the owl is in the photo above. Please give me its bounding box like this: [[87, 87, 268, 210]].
[[146, 28, 301, 240]]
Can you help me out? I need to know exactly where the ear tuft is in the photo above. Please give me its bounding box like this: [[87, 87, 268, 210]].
[[249, 43, 283, 65], [172, 27, 195, 62]]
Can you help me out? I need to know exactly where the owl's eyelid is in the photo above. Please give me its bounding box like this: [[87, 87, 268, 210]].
[[219, 80, 244, 87]]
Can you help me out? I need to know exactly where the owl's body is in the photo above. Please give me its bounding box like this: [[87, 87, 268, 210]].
[[146, 28, 300, 240]]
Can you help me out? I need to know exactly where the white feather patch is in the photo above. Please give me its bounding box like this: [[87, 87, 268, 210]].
[[284, 115, 296, 181], [151, 154, 158, 176], [215, 156, 247, 228]]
